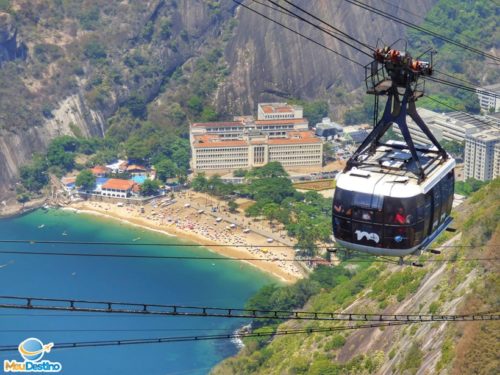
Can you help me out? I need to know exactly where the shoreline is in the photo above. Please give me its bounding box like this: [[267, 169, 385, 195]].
[[65, 200, 303, 283]]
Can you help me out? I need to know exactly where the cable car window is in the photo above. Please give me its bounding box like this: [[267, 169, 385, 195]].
[[384, 226, 413, 249], [333, 188, 353, 217], [333, 217, 352, 241], [353, 192, 373, 208], [384, 197, 416, 225], [424, 192, 432, 236], [432, 186, 441, 230], [413, 221, 425, 247], [416, 195, 426, 221]]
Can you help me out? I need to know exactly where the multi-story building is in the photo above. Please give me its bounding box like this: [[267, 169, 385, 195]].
[[464, 129, 500, 181], [477, 83, 500, 113], [190, 103, 323, 171], [494, 142, 500, 180], [393, 108, 485, 145]]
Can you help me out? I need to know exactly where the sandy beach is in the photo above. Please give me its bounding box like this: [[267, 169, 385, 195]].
[[67, 191, 305, 283]]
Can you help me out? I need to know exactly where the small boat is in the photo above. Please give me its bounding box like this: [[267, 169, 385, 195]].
[[38, 224, 45, 229], [62, 231, 68, 236], [132, 237, 141, 242]]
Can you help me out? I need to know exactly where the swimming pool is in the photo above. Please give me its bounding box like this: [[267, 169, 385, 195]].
[[131, 175, 147, 184]]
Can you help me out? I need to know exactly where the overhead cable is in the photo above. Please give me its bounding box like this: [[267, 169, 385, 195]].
[[0, 321, 422, 352], [0, 295, 497, 323]]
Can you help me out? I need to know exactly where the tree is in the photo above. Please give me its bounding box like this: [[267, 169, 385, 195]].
[[262, 202, 281, 225], [140, 179, 161, 196], [228, 200, 238, 213], [19, 155, 48, 192], [234, 169, 247, 178], [303, 100, 329, 126], [46, 143, 75, 171], [83, 39, 107, 60], [155, 159, 178, 182], [191, 173, 208, 192], [247, 162, 288, 179], [187, 95, 203, 114], [125, 94, 147, 119], [76, 170, 96, 191]]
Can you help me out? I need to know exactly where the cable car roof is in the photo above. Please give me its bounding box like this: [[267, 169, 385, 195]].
[[337, 141, 455, 198]]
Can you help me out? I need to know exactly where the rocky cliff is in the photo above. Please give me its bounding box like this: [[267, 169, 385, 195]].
[[0, 11, 27, 65], [216, 0, 438, 114]]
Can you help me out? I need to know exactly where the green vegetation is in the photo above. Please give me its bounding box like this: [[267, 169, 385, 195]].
[[440, 139, 464, 158], [455, 178, 488, 196], [370, 267, 426, 305], [324, 335, 346, 351], [409, 0, 498, 113], [75, 170, 96, 190], [399, 342, 423, 374], [140, 179, 160, 196], [19, 155, 49, 193], [289, 99, 329, 126], [344, 95, 375, 125]]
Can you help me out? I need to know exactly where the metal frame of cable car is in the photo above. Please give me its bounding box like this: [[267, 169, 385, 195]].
[[345, 49, 447, 183]]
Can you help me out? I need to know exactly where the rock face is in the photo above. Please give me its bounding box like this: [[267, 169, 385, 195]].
[[0, 12, 27, 65], [216, 0, 437, 114], [0, 94, 104, 201]]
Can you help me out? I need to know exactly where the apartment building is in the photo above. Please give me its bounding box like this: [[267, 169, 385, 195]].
[[464, 129, 500, 181], [190, 103, 322, 171], [476, 83, 500, 113], [494, 143, 500, 180]]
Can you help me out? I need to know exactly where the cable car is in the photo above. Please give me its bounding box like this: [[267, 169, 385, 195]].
[[332, 46, 455, 258]]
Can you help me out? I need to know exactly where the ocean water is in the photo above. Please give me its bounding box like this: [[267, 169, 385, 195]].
[[0, 209, 274, 374]]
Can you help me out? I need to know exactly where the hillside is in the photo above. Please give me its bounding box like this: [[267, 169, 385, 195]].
[[212, 179, 500, 374], [0, 0, 439, 201]]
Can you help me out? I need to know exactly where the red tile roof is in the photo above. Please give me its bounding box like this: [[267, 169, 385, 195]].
[[255, 118, 307, 125], [191, 121, 243, 128], [102, 179, 135, 191], [261, 104, 294, 113], [91, 166, 108, 175]]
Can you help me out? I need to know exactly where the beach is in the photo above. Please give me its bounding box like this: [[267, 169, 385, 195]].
[[68, 191, 305, 283]]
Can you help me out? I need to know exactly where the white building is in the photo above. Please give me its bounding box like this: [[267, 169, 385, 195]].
[[100, 179, 137, 198], [393, 108, 485, 146], [477, 83, 500, 113], [464, 129, 500, 181], [190, 103, 323, 171]]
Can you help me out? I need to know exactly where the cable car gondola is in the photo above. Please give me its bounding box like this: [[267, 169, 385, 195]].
[[332, 46, 455, 258]]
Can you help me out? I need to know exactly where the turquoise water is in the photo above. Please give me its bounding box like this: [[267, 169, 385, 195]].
[[0, 209, 274, 374], [131, 176, 146, 184]]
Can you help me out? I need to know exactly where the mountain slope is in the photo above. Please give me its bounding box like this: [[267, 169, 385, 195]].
[[212, 179, 500, 374]]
